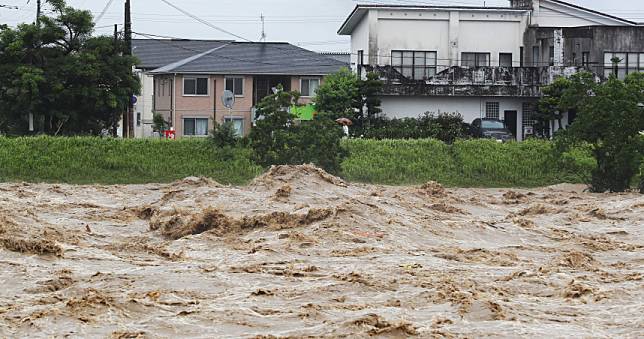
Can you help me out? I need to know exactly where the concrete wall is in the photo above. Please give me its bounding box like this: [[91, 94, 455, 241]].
[[351, 7, 530, 71]]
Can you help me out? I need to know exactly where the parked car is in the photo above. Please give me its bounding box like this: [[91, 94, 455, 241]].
[[471, 118, 515, 142]]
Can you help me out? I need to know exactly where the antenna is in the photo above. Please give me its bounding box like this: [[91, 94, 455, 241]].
[[260, 13, 266, 42]]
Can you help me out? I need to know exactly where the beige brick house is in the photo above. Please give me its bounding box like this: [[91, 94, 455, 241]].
[[147, 41, 347, 138]]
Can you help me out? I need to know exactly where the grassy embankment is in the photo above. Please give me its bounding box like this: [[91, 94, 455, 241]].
[[0, 136, 596, 187]]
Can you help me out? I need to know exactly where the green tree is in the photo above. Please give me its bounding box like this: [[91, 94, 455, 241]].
[[537, 72, 595, 137], [313, 69, 383, 136], [249, 86, 345, 174], [556, 73, 644, 192], [0, 0, 139, 136], [314, 67, 361, 119]]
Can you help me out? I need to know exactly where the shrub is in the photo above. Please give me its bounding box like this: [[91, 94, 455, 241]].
[[209, 121, 239, 148], [354, 112, 469, 143], [249, 88, 346, 174]]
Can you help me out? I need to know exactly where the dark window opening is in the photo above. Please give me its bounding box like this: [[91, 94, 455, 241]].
[[499, 53, 513, 67], [391, 50, 437, 80], [462, 52, 491, 67]]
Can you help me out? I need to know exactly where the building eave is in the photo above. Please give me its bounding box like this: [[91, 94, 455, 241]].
[[545, 0, 637, 26], [338, 4, 530, 35]]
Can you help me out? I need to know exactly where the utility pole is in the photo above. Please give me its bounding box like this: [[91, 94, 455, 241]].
[[36, 0, 41, 25], [124, 0, 133, 138]]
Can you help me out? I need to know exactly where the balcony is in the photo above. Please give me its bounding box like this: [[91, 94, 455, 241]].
[[363, 65, 584, 98]]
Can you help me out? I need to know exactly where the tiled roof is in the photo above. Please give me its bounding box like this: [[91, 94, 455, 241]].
[[140, 40, 348, 76], [132, 39, 231, 70]]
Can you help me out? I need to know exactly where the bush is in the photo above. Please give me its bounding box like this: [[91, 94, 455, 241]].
[[249, 88, 346, 174], [354, 112, 469, 143], [209, 121, 239, 148]]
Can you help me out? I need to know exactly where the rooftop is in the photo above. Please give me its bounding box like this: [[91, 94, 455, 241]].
[[143, 41, 348, 76]]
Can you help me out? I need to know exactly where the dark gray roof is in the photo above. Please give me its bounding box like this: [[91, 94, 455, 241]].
[[319, 52, 351, 65], [148, 41, 348, 76], [132, 39, 232, 69]]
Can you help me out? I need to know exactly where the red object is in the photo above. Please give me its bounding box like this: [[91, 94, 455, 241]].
[[163, 130, 176, 139]]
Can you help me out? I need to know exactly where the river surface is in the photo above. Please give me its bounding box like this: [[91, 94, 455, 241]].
[[0, 165, 642, 338]]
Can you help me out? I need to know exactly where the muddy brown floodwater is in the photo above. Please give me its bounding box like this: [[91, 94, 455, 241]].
[[0, 165, 643, 338]]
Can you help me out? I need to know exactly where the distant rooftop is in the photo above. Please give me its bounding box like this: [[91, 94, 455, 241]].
[[140, 40, 347, 76]]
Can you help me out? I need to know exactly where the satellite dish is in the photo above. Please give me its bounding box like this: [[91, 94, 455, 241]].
[[222, 90, 235, 109]]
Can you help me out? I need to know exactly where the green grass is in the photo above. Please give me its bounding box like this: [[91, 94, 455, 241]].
[[0, 136, 596, 187], [340, 138, 459, 185], [0, 136, 263, 185], [342, 138, 595, 187]]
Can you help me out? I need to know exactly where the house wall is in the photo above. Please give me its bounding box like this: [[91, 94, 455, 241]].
[[351, 15, 370, 72], [352, 8, 530, 70], [153, 75, 173, 124], [155, 74, 326, 138], [133, 71, 154, 138], [379, 95, 538, 141], [212, 75, 254, 136]]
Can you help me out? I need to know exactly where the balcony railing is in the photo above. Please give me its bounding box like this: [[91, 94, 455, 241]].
[[363, 65, 585, 97]]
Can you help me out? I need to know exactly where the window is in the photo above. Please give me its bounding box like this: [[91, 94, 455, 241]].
[[604, 52, 643, 80], [485, 102, 500, 119], [391, 50, 437, 80], [136, 113, 141, 127], [225, 77, 244, 96], [549, 46, 555, 66], [520, 47, 524, 67], [224, 117, 244, 137], [532, 46, 540, 66], [522, 102, 536, 136], [301, 78, 320, 97], [183, 118, 209, 136], [499, 53, 513, 67], [357, 50, 364, 77], [461, 53, 490, 67], [183, 77, 208, 96]]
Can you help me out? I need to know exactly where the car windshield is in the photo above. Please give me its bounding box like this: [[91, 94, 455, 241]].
[[481, 120, 505, 129]]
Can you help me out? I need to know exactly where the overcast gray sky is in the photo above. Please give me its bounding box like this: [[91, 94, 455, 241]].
[[1, 0, 643, 51]]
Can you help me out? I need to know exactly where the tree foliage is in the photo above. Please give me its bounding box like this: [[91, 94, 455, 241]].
[[554, 73, 644, 192], [314, 68, 383, 127], [0, 0, 140, 136], [536, 72, 595, 137], [249, 86, 345, 174]]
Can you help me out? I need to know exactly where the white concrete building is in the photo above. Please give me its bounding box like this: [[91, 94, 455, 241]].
[[338, 0, 642, 140]]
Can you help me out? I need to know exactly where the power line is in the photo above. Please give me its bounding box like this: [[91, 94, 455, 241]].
[[94, 0, 116, 23], [157, 0, 253, 42]]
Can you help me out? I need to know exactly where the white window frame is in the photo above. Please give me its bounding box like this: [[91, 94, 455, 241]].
[[183, 76, 209, 97], [300, 77, 321, 98], [223, 116, 245, 137], [183, 117, 209, 137], [225, 76, 245, 97]]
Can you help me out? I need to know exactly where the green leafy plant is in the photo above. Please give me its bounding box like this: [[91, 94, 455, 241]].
[[554, 72, 644, 192], [209, 121, 239, 148], [249, 87, 345, 174]]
